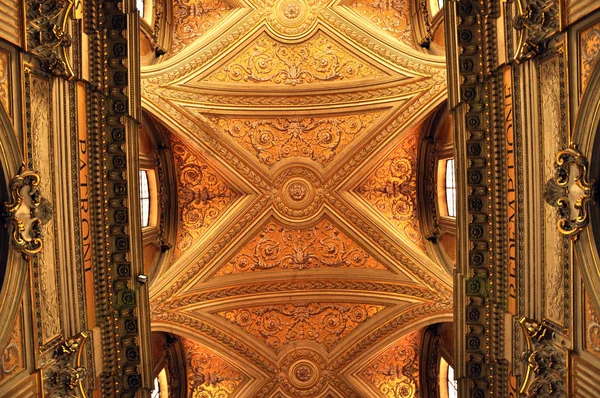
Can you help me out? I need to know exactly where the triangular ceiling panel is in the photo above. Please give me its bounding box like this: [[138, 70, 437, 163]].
[[354, 126, 425, 250], [169, 0, 239, 58], [216, 302, 385, 351], [171, 134, 241, 258], [195, 30, 395, 87], [205, 109, 384, 167], [182, 337, 250, 397], [213, 217, 389, 277], [343, 0, 417, 49]]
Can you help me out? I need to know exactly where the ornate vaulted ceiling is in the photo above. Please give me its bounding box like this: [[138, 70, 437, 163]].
[[141, 0, 451, 395]]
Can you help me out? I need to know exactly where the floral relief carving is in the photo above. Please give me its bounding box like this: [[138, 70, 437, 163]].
[[0, 311, 24, 385], [359, 330, 422, 398], [171, 136, 238, 257], [30, 75, 61, 344], [584, 291, 600, 358], [182, 338, 247, 397], [356, 131, 423, 247], [214, 218, 388, 276], [347, 0, 416, 49], [205, 32, 385, 85], [579, 21, 600, 96], [170, 0, 234, 57], [218, 303, 384, 350], [0, 51, 9, 117], [210, 111, 380, 166]]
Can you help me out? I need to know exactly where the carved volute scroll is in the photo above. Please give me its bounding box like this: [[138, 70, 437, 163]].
[[518, 318, 567, 397], [3, 165, 45, 257], [544, 145, 597, 238], [43, 332, 88, 398], [514, 0, 560, 61], [26, 0, 74, 78]]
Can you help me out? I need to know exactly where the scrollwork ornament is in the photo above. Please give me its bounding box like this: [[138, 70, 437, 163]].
[[26, 0, 74, 77], [43, 332, 88, 398], [518, 318, 567, 397], [543, 144, 596, 238], [3, 165, 45, 257], [514, 0, 560, 62]]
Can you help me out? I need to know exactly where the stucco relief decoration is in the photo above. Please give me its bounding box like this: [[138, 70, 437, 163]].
[[206, 32, 385, 85], [513, 0, 560, 61], [359, 329, 422, 397], [182, 338, 246, 397], [544, 145, 596, 237], [0, 51, 8, 116], [0, 312, 24, 385], [29, 75, 61, 343], [26, 0, 74, 77], [276, 349, 331, 397], [519, 318, 567, 396], [584, 290, 600, 358], [171, 136, 238, 256], [579, 21, 600, 96], [218, 303, 384, 350], [347, 0, 416, 48], [210, 112, 380, 166], [215, 218, 387, 276], [43, 332, 88, 398], [356, 132, 423, 247], [170, 0, 234, 56]]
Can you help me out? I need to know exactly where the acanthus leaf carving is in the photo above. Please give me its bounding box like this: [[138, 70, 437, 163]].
[[514, 0, 560, 62], [43, 332, 88, 398]]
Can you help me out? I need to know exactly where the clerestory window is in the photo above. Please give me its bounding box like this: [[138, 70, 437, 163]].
[[139, 169, 151, 228]]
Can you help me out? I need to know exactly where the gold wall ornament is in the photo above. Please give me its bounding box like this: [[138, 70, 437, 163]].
[[346, 0, 416, 49], [514, 0, 561, 62], [43, 332, 88, 398], [182, 338, 247, 397], [543, 144, 596, 238], [26, 0, 74, 77], [579, 20, 600, 98], [0, 310, 24, 385], [169, 0, 235, 57], [3, 166, 44, 256], [355, 130, 423, 248], [171, 136, 239, 257], [205, 32, 386, 85], [518, 318, 567, 397], [218, 302, 384, 350], [358, 329, 422, 398], [214, 218, 388, 276], [584, 291, 600, 358], [210, 112, 380, 166], [0, 50, 9, 116]]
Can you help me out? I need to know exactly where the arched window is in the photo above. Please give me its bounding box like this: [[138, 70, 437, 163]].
[[445, 158, 456, 218], [139, 169, 151, 228], [151, 367, 169, 398], [439, 357, 458, 398]]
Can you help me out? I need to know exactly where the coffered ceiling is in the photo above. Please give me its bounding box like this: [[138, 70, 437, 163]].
[[141, 0, 451, 395]]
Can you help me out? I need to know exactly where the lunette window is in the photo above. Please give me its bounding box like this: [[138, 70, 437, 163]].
[[139, 170, 151, 227], [445, 158, 456, 217]]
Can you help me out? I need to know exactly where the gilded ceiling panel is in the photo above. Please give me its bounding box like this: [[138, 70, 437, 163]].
[[346, 0, 416, 49], [209, 111, 381, 166], [183, 338, 248, 397], [584, 290, 600, 358], [358, 329, 422, 397], [214, 218, 388, 276], [355, 128, 424, 249], [218, 302, 384, 350], [171, 135, 239, 257], [203, 31, 389, 85], [169, 0, 236, 57]]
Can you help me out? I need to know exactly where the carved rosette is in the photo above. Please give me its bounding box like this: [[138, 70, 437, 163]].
[[272, 166, 324, 221], [3, 166, 45, 257], [26, 0, 74, 77], [43, 332, 88, 398], [277, 349, 330, 397], [544, 145, 596, 237], [518, 318, 566, 397]]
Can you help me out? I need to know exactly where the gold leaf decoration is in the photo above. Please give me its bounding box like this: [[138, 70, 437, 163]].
[[580, 21, 600, 97], [356, 130, 423, 247], [218, 303, 384, 350], [205, 32, 386, 85], [214, 218, 388, 276], [183, 338, 247, 397], [347, 0, 416, 49], [0, 309, 24, 385], [359, 329, 422, 397], [210, 112, 380, 166], [171, 135, 238, 257], [0, 51, 9, 117], [584, 290, 600, 359], [170, 0, 235, 57]]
